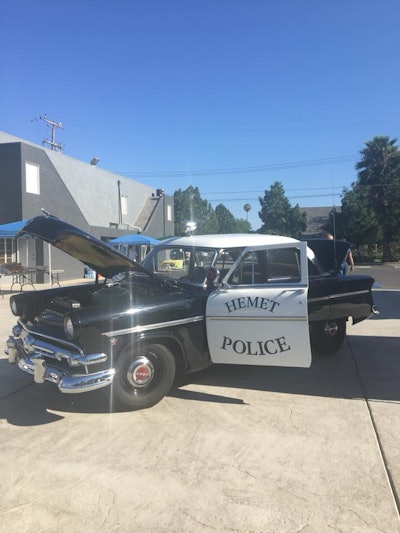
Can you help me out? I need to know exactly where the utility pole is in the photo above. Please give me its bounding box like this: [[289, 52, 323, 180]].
[[41, 114, 65, 152]]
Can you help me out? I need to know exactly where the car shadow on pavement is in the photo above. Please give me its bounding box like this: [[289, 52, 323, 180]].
[[173, 334, 400, 404], [1, 334, 399, 426], [0, 371, 114, 425]]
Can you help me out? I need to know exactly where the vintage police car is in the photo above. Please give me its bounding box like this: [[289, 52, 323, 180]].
[[5, 215, 376, 410]]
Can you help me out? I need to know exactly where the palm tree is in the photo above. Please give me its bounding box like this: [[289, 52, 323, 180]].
[[355, 136, 400, 261]]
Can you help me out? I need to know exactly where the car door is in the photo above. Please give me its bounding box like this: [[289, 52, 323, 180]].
[[206, 242, 311, 367]]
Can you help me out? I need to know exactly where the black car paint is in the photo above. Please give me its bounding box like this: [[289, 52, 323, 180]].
[[307, 274, 375, 323], [12, 277, 212, 375], [16, 215, 148, 279], [6, 215, 376, 410]]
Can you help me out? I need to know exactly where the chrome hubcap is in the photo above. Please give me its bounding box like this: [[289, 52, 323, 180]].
[[127, 356, 154, 387], [324, 321, 338, 337]]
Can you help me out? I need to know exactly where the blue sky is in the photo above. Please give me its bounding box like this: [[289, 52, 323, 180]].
[[1, 0, 399, 230]]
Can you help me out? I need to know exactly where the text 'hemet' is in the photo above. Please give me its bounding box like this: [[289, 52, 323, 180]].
[[224, 296, 280, 314]]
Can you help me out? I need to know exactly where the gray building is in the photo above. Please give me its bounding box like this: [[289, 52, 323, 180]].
[[300, 206, 335, 238], [0, 131, 173, 281]]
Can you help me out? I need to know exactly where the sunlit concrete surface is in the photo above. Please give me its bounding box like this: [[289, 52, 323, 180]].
[[0, 270, 399, 533]]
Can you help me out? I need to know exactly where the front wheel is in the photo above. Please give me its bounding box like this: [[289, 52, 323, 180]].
[[113, 343, 176, 411], [310, 319, 347, 356]]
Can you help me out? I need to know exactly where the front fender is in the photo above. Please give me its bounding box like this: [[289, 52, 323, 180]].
[[107, 320, 210, 374]]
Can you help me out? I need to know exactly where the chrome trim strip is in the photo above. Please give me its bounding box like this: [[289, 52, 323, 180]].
[[18, 319, 84, 357], [207, 315, 307, 322], [103, 315, 205, 338], [228, 282, 308, 289], [308, 289, 370, 303], [60, 370, 115, 393], [20, 330, 82, 365], [16, 355, 115, 393], [11, 329, 107, 367]]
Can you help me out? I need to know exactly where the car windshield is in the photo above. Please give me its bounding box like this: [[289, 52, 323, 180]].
[[142, 245, 239, 286]]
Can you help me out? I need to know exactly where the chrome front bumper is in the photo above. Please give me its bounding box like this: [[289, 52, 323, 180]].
[[5, 332, 115, 394]]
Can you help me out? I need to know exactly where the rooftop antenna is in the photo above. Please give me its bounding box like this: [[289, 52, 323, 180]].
[[41, 114, 65, 152]]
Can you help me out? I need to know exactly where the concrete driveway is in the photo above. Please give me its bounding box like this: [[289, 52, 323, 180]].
[[0, 278, 399, 532]]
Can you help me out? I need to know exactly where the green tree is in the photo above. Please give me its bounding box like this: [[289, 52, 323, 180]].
[[326, 184, 382, 245], [174, 186, 218, 235], [235, 217, 252, 233], [258, 181, 307, 238], [215, 204, 237, 233], [325, 207, 344, 239], [215, 204, 252, 233], [355, 136, 400, 260]]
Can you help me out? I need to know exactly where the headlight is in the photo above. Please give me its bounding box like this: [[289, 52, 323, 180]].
[[64, 316, 75, 340], [10, 298, 19, 316]]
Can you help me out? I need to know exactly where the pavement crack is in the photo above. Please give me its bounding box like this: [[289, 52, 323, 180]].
[[347, 336, 400, 526]]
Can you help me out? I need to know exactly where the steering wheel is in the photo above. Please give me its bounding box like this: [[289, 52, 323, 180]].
[[190, 267, 207, 283]]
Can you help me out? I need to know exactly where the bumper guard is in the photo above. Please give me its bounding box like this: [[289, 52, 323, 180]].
[[5, 335, 115, 393]]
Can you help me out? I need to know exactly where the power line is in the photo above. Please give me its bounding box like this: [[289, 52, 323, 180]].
[[208, 192, 344, 203], [203, 186, 344, 195], [206, 183, 398, 204], [117, 154, 358, 178]]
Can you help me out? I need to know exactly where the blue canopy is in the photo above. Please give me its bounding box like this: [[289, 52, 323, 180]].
[[0, 220, 28, 238], [108, 234, 160, 246]]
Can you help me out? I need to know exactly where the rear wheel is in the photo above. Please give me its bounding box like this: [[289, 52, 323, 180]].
[[310, 319, 347, 355], [113, 343, 176, 410]]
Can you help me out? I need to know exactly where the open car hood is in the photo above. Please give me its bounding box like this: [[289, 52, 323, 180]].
[[17, 215, 154, 279], [307, 239, 351, 273]]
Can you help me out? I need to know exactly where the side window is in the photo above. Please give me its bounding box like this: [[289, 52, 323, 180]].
[[228, 251, 264, 285], [265, 248, 301, 282], [228, 247, 301, 285], [214, 250, 237, 279]]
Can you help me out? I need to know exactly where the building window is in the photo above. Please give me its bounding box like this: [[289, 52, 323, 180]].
[[0, 238, 13, 264], [121, 195, 128, 216], [167, 204, 172, 221], [26, 162, 40, 194]]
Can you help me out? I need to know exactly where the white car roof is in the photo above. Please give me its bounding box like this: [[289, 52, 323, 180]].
[[160, 233, 299, 248]]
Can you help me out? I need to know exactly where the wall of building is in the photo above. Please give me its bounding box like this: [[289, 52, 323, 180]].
[[17, 144, 91, 280], [0, 132, 174, 281], [44, 149, 158, 231], [145, 194, 175, 238], [21, 143, 88, 226], [0, 143, 23, 223]]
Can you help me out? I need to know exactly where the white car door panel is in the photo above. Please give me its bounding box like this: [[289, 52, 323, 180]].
[[206, 242, 311, 368]]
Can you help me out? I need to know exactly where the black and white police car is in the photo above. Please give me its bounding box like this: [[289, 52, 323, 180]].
[[5, 215, 376, 410]]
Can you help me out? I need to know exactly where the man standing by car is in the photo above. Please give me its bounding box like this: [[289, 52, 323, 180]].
[[340, 244, 355, 275], [325, 233, 354, 275]]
